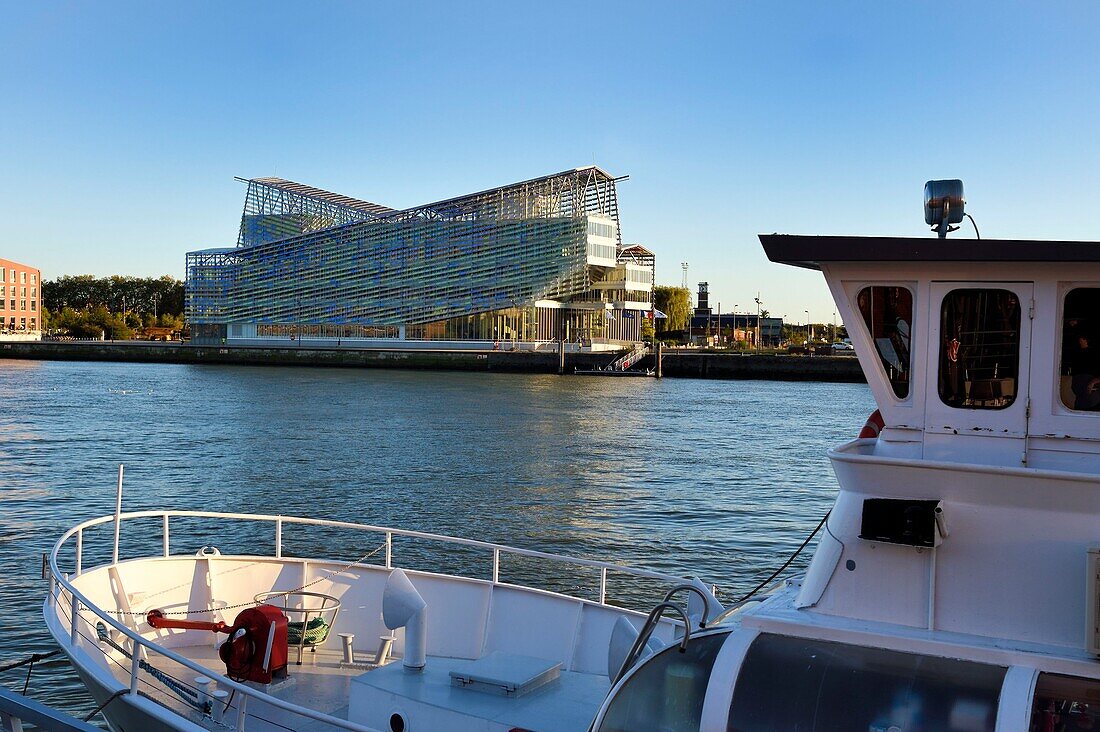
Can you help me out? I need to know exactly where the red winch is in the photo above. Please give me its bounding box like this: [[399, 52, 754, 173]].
[[146, 605, 289, 684]]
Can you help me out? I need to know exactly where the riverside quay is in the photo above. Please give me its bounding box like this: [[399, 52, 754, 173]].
[[185, 167, 655, 350]]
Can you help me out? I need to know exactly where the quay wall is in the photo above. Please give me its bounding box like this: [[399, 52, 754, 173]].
[[0, 341, 866, 382]]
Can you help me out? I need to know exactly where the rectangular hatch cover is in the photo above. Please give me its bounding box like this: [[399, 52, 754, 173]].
[[449, 652, 561, 697]]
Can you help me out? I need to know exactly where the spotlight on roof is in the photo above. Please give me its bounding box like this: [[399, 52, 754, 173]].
[[924, 179, 965, 239]]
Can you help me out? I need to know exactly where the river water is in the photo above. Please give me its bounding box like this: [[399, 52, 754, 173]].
[[0, 359, 873, 722]]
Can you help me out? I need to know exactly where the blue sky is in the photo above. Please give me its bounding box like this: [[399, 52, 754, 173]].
[[1, 1, 1097, 323]]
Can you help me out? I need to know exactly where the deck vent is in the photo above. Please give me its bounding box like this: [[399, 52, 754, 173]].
[[924, 179, 965, 238], [1086, 548, 1100, 655]]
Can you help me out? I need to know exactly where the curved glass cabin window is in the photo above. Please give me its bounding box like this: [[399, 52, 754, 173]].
[[728, 634, 1006, 731], [597, 630, 728, 732], [1030, 673, 1100, 730], [938, 289, 1021, 409], [857, 286, 913, 398], [1061, 288, 1100, 412]]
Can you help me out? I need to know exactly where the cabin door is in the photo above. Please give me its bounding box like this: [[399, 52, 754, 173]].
[[923, 282, 1034, 463]]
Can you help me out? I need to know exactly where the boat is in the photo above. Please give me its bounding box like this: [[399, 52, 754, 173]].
[[44, 179, 1100, 731]]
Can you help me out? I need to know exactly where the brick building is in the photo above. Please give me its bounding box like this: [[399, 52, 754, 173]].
[[0, 258, 42, 340]]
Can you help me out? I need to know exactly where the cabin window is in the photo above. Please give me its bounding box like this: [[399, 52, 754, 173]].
[[857, 286, 912, 398], [938, 289, 1021, 409], [727, 634, 1005, 732], [1030, 673, 1100, 731], [597, 630, 728, 732], [1061, 288, 1100, 412]]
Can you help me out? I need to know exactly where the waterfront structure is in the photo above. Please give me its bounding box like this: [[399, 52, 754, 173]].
[[0, 258, 42, 340], [688, 312, 783, 347], [186, 168, 654, 349]]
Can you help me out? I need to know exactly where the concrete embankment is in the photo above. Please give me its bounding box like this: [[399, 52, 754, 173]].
[[649, 351, 866, 382], [0, 341, 866, 382]]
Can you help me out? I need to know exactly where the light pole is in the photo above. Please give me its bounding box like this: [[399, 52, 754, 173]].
[[716, 301, 720, 348], [804, 310, 810, 344], [754, 296, 762, 352]]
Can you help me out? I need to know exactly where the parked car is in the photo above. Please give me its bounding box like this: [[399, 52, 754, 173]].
[[832, 341, 855, 351]]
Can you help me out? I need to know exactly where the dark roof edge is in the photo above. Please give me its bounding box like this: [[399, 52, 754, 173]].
[[759, 234, 1100, 271]]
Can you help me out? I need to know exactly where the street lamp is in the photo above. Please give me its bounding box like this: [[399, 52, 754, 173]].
[[754, 296, 762, 352]]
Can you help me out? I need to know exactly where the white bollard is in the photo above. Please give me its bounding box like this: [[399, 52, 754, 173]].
[[339, 633, 355, 664]]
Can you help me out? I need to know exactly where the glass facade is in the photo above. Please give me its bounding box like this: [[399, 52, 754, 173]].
[[187, 168, 651, 344]]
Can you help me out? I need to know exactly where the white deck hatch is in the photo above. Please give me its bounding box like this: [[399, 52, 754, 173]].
[[449, 652, 562, 697]]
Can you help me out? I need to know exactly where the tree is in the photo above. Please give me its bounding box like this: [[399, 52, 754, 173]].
[[640, 317, 655, 343], [652, 286, 691, 332], [43, 275, 184, 315]]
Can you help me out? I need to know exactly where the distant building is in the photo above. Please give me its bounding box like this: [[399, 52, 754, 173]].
[[186, 168, 654, 350], [688, 311, 783, 347], [0, 258, 42, 340]]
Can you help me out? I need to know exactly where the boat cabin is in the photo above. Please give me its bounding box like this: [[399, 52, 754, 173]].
[[761, 234, 1100, 472]]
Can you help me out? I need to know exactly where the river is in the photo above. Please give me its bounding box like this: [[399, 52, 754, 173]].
[[0, 359, 874, 721]]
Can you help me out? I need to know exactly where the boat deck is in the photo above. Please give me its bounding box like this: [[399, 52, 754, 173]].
[[105, 642, 609, 731]]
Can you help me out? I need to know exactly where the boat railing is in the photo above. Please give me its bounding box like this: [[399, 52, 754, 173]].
[[0, 684, 100, 732], [48, 510, 689, 732]]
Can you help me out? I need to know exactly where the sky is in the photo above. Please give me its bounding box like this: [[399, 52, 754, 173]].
[[1, 1, 1098, 323]]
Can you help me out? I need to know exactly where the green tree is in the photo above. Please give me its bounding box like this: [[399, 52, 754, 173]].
[[640, 317, 655, 343], [652, 286, 691, 332]]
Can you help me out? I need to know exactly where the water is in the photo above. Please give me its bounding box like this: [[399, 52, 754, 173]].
[[0, 359, 873, 721]]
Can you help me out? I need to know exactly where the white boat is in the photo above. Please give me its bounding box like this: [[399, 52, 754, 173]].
[[44, 180, 1100, 731]]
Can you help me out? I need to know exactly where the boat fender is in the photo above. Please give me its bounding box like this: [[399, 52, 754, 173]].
[[858, 410, 885, 439]]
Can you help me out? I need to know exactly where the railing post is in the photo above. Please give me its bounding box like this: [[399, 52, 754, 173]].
[[599, 567, 608, 605], [75, 528, 83, 576], [129, 641, 141, 695], [275, 517, 283, 559], [69, 592, 80, 645], [385, 532, 392, 569], [236, 693, 248, 731], [492, 548, 500, 584], [112, 464, 124, 564], [162, 515, 170, 558]]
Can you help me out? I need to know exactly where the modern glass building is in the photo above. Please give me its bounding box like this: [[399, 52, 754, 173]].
[[186, 167, 654, 349]]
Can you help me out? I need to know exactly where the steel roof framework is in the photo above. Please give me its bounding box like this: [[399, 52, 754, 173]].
[[188, 167, 633, 327]]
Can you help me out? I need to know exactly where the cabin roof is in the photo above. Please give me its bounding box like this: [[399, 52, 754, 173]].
[[759, 234, 1100, 271]]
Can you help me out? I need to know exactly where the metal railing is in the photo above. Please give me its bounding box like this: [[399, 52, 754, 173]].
[[0, 685, 100, 732], [48, 510, 689, 732]]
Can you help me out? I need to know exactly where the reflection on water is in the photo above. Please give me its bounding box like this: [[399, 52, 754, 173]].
[[0, 359, 874, 720]]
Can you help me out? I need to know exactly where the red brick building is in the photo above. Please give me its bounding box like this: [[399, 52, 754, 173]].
[[0, 258, 42, 339]]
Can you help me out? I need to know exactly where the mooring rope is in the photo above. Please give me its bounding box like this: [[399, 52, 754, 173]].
[[83, 688, 128, 723], [0, 650, 60, 675], [0, 649, 61, 696]]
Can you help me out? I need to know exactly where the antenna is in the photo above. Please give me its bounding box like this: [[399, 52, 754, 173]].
[[681, 262, 689, 289]]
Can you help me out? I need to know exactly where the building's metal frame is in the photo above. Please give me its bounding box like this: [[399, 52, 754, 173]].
[[187, 167, 643, 340]]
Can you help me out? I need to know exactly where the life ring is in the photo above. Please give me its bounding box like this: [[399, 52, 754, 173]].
[[858, 409, 885, 439]]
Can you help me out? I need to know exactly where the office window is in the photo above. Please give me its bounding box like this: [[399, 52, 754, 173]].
[[20, 287, 25, 297], [20, 272, 25, 284], [31, 274, 36, 284], [30, 301, 35, 311], [9, 300, 13, 310], [1061, 287, 1100, 411], [857, 286, 913, 398], [939, 289, 1021, 409], [29, 318, 35, 329], [20, 300, 26, 311]]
